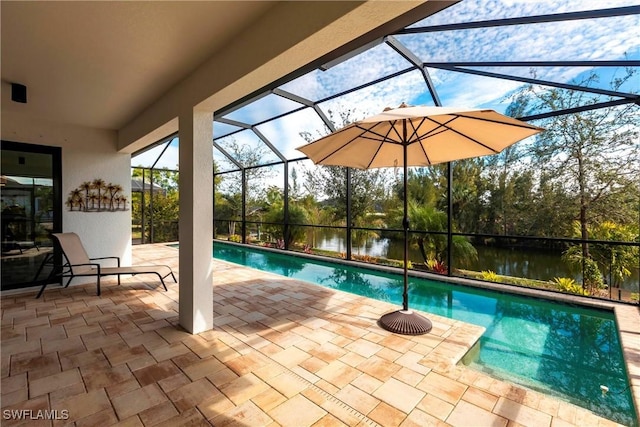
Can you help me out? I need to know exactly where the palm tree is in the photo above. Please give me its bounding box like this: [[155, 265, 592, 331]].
[[403, 202, 477, 271], [101, 194, 110, 211], [106, 182, 117, 210], [92, 178, 106, 210], [88, 192, 99, 210], [407, 203, 447, 263], [114, 185, 124, 210], [118, 195, 128, 210], [68, 189, 83, 211], [81, 181, 92, 211]]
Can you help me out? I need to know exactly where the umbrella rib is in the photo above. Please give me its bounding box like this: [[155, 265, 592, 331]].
[[365, 124, 395, 168], [316, 137, 358, 163], [454, 113, 543, 131], [422, 116, 500, 154], [407, 117, 433, 165], [313, 123, 403, 164], [354, 123, 406, 146], [312, 125, 370, 163], [387, 120, 405, 145], [406, 117, 425, 144]]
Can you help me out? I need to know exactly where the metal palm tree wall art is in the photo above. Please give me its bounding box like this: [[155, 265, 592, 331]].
[[66, 178, 128, 212]]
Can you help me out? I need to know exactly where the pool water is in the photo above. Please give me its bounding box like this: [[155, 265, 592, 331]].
[[211, 242, 637, 426]]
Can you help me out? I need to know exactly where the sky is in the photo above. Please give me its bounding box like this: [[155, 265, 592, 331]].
[[132, 0, 639, 185]]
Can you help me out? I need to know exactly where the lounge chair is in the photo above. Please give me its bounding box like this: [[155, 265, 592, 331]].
[[36, 232, 176, 298]]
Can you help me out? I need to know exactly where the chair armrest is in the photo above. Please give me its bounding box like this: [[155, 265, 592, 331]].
[[67, 262, 102, 274], [90, 256, 121, 267]]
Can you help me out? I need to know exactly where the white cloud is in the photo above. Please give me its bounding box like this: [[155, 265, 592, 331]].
[[132, 142, 179, 170], [208, 0, 639, 176]]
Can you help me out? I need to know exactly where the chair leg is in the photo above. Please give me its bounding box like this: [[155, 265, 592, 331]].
[[33, 253, 55, 299], [35, 283, 48, 299], [97, 276, 101, 296], [64, 276, 73, 288], [160, 278, 168, 292]]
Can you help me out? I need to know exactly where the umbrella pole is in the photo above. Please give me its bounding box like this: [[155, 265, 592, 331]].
[[402, 142, 409, 311], [378, 119, 432, 335]]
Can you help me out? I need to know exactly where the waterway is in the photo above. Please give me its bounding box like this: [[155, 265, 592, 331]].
[[312, 230, 639, 292]]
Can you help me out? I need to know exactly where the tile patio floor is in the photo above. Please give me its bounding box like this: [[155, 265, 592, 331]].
[[1, 243, 638, 426]]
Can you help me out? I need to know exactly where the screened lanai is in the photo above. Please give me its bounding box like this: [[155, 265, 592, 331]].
[[133, 1, 640, 304]]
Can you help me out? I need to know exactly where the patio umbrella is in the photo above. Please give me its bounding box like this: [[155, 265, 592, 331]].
[[297, 104, 543, 335]]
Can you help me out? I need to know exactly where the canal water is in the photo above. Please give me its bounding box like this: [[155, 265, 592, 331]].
[[312, 231, 639, 292]]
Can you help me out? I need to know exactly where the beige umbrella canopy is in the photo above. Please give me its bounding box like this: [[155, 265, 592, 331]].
[[297, 104, 543, 335], [298, 105, 544, 169]]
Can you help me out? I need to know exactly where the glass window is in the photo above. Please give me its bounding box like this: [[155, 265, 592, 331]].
[[1, 142, 61, 290]]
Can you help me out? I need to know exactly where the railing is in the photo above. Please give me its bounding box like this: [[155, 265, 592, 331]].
[[132, 219, 178, 244], [210, 219, 639, 304]]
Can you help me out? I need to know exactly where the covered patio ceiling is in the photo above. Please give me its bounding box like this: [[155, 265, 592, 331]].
[[2, 1, 452, 152], [1, 1, 277, 130], [131, 1, 640, 171]]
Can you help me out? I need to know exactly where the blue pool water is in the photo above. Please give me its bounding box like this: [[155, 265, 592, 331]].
[[210, 242, 637, 426]]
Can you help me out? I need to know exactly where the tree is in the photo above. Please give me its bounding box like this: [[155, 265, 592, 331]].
[[509, 69, 639, 266], [563, 221, 638, 292], [528, 171, 574, 238], [302, 165, 389, 225], [131, 167, 180, 242], [135, 193, 180, 243], [216, 139, 275, 202], [261, 186, 309, 246], [386, 202, 477, 270], [450, 160, 483, 234], [299, 106, 392, 226], [131, 167, 179, 191], [214, 139, 276, 237]]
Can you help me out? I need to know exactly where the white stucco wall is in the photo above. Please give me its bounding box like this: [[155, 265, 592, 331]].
[[2, 111, 132, 285]]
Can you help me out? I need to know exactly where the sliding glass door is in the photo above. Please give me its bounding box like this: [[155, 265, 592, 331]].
[[1, 141, 61, 290]]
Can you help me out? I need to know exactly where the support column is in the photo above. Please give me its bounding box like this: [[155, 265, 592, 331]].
[[178, 109, 213, 333]]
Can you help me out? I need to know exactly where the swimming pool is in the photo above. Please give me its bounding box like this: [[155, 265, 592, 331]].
[[210, 241, 637, 426]]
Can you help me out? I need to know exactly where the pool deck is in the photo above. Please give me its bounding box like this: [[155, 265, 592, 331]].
[[1, 243, 638, 426]]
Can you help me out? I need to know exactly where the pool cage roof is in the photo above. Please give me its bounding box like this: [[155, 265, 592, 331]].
[[132, 1, 640, 172]]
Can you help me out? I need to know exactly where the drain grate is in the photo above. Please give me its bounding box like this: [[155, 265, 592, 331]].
[[281, 368, 382, 427]]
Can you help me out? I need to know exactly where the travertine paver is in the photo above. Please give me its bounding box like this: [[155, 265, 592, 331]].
[[0, 243, 635, 427], [166, 377, 221, 412], [418, 371, 468, 405], [218, 372, 271, 405], [373, 377, 426, 414], [493, 396, 552, 426], [111, 383, 167, 419], [447, 400, 508, 427], [57, 388, 112, 423], [29, 368, 83, 397], [268, 394, 327, 426], [417, 393, 455, 421], [334, 383, 380, 415], [315, 359, 362, 388], [461, 386, 499, 412]]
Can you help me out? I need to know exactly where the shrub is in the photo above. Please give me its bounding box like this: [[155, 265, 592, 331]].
[[583, 258, 604, 290], [481, 270, 500, 282], [353, 254, 379, 264], [426, 258, 447, 274], [553, 277, 589, 296], [228, 234, 242, 243]]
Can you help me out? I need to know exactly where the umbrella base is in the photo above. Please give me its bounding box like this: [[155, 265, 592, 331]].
[[378, 310, 432, 335]]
